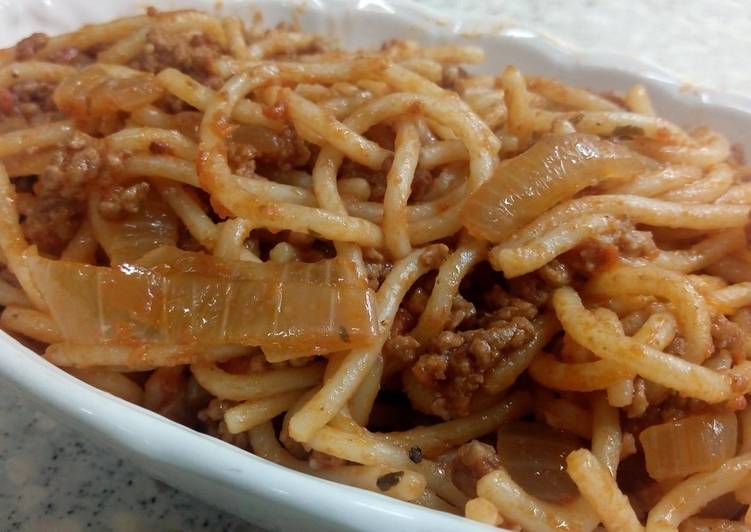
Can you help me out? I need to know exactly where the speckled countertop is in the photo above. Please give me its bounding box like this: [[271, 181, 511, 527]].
[[2, 2, 750, 531]]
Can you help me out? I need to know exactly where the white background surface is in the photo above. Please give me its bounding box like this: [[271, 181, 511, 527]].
[[1, 1, 749, 531], [426, 0, 751, 96]]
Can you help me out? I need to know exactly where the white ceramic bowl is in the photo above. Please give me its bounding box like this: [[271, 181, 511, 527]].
[[1, 1, 750, 531]]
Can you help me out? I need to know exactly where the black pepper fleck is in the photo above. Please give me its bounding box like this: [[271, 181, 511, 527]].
[[408, 446, 423, 464], [376, 471, 404, 492]]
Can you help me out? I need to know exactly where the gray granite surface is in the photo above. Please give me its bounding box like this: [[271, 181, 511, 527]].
[[2, 1, 750, 531], [0, 387, 253, 532]]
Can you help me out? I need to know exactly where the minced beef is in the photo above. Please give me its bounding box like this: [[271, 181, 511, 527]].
[[562, 222, 658, 278], [197, 398, 250, 450], [390, 283, 539, 419], [229, 127, 310, 175], [15, 33, 49, 60], [132, 29, 223, 88], [445, 294, 477, 331], [365, 258, 393, 291], [383, 334, 421, 377], [98, 181, 150, 219], [408, 316, 535, 419], [19, 135, 105, 254], [402, 286, 429, 320], [449, 440, 501, 497], [712, 315, 747, 363], [228, 142, 257, 178], [507, 274, 552, 307], [409, 167, 434, 202], [339, 159, 390, 202], [19, 195, 84, 256], [480, 286, 538, 324], [440, 65, 469, 92], [665, 336, 687, 359], [391, 307, 416, 338], [0, 80, 58, 120], [33, 137, 103, 201], [537, 259, 571, 287]]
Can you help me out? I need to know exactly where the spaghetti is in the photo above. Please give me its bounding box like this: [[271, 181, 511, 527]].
[[1, 8, 750, 530]]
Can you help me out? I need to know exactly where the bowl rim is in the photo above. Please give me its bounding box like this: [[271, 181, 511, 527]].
[[0, 1, 750, 531]]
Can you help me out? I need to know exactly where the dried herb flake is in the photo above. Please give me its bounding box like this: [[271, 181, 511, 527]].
[[408, 446, 423, 464], [376, 471, 404, 492]]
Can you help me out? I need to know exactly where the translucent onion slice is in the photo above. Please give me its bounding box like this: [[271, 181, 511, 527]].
[[91, 192, 178, 264], [639, 413, 737, 481], [496, 421, 583, 503], [460, 133, 656, 243], [135, 246, 362, 286], [27, 249, 377, 354], [53, 65, 163, 118]]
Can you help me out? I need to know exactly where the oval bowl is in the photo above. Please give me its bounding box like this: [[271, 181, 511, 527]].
[[0, 1, 749, 531]]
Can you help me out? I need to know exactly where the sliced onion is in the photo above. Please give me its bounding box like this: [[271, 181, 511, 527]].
[[496, 420, 583, 503], [27, 248, 377, 354], [639, 413, 737, 481], [135, 245, 361, 286], [461, 133, 656, 243], [91, 192, 178, 264], [54, 65, 163, 118]]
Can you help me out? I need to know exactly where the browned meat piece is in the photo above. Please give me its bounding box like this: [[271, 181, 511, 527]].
[[409, 167, 434, 202], [19, 136, 105, 254], [33, 139, 103, 201], [445, 294, 477, 330], [481, 285, 538, 324], [228, 142, 257, 179], [712, 315, 747, 363], [408, 315, 535, 419], [0, 80, 58, 121], [391, 284, 538, 419], [20, 195, 84, 256], [390, 308, 416, 338], [450, 440, 501, 497], [132, 28, 223, 88], [15, 33, 49, 60], [365, 259, 393, 291], [562, 222, 658, 277], [507, 273, 552, 307], [440, 65, 469, 92], [197, 398, 250, 450], [98, 181, 150, 220], [537, 259, 571, 288], [383, 334, 421, 377]]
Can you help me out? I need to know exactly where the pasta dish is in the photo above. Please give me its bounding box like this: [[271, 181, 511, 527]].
[[1, 8, 751, 531]]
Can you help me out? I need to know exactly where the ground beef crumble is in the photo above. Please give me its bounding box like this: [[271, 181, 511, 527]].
[[449, 440, 501, 498], [19, 135, 106, 254], [131, 29, 223, 88], [0, 80, 58, 121], [364, 254, 393, 291], [197, 398, 250, 450], [14, 33, 49, 60], [562, 222, 658, 277], [228, 126, 310, 176], [396, 286, 537, 419], [712, 315, 747, 363], [98, 181, 150, 219]]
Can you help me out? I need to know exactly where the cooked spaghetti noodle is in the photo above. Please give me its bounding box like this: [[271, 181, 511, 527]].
[[1, 8, 750, 530]]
